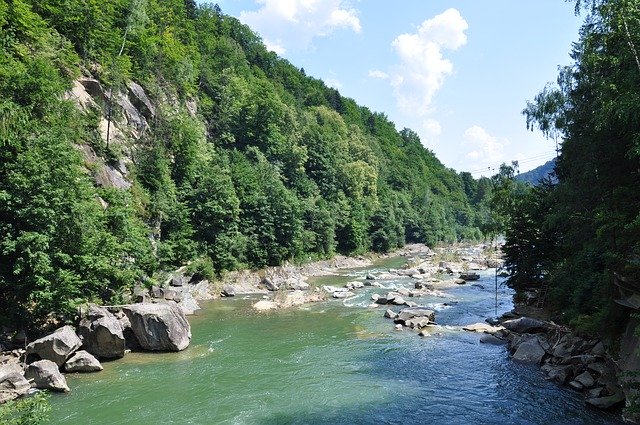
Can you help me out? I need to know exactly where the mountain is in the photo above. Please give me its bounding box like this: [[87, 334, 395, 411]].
[[515, 158, 556, 185], [0, 1, 500, 327]]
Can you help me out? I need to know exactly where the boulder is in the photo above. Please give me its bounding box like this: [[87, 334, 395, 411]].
[[454, 278, 466, 285], [169, 275, 184, 287], [394, 308, 436, 327], [253, 300, 278, 311], [591, 341, 606, 356], [567, 380, 584, 391], [365, 273, 376, 280], [384, 309, 398, 319], [585, 388, 625, 410], [0, 372, 31, 403], [24, 360, 69, 392], [501, 317, 550, 334], [77, 306, 125, 359], [221, 285, 236, 297], [64, 350, 103, 373], [289, 280, 310, 291], [26, 325, 82, 366], [512, 337, 546, 364], [574, 371, 595, 388], [480, 334, 507, 345], [333, 291, 354, 299], [122, 302, 191, 351], [462, 323, 504, 333], [543, 365, 574, 385], [346, 281, 364, 290], [404, 316, 433, 329]]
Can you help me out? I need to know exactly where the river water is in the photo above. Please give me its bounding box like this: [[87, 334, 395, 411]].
[[47, 257, 623, 424]]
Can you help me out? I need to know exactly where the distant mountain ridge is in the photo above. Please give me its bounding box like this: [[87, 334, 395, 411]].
[[515, 158, 556, 185]]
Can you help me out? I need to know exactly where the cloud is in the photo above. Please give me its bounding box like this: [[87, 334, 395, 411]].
[[325, 78, 343, 89], [368, 69, 389, 80], [239, 0, 361, 53], [388, 8, 468, 116], [423, 118, 442, 137], [463, 125, 505, 166]]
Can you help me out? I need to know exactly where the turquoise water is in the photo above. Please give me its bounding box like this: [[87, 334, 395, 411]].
[[47, 260, 623, 424]]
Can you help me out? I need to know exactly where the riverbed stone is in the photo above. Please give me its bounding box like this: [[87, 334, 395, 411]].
[[463, 323, 504, 333], [512, 337, 546, 364], [24, 359, 69, 392], [26, 325, 82, 366], [122, 302, 191, 351], [480, 334, 507, 345], [585, 388, 625, 409], [64, 350, 103, 373], [78, 306, 125, 359], [574, 370, 595, 388], [384, 309, 397, 319], [394, 308, 436, 327], [501, 317, 550, 334], [221, 285, 236, 297]]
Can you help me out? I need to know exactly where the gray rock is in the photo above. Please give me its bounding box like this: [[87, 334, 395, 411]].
[[394, 308, 436, 326], [127, 81, 156, 120], [170, 276, 184, 287], [221, 285, 236, 297], [150, 285, 163, 298], [390, 297, 407, 306], [24, 359, 69, 392], [567, 380, 584, 391], [122, 302, 191, 351], [77, 306, 125, 359], [512, 337, 546, 364], [574, 371, 595, 388], [264, 278, 279, 291], [502, 317, 550, 334], [26, 325, 82, 366], [332, 291, 354, 299], [543, 365, 573, 384], [64, 350, 103, 373], [179, 292, 200, 316], [384, 309, 398, 319], [405, 301, 418, 308], [454, 278, 466, 285], [289, 281, 310, 291], [480, 335, 507, 345], [346, 281, 364, 290], [585, 388, 625, 410], [365, 273, 376, 280], [591, 341, 606, 356], [404, 316, 433, 329], [0, 372, 31, 403]]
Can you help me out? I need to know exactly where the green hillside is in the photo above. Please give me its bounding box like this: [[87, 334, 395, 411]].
[[0, 1, 497, 329]]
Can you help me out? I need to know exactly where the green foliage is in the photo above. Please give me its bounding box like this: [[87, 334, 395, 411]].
[[0, 392, 51, 425], [506, 0, 640, 332], [0, 0, 493, 329]]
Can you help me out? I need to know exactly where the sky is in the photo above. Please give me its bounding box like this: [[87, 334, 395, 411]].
[[203, 0, 583, 176]]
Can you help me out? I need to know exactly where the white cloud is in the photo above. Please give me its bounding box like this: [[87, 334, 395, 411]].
[[423, 118, 442, 137], [388, 8, 468, 116], [263, 39, 286, 55], [368, 69, 389, 80], [239, 0, 361, 52], [325, 78, 343, 89], [463, 125, 506, 166]]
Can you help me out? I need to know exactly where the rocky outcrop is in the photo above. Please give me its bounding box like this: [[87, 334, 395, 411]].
[[64, 350, 103, 373], [502, 317, 550, 334], [391, 308, 436, 329], [25, 360, 69, 392], [26, 325, 82, 366], [122, 302, 191, 351], [77, 306, 125, 359]]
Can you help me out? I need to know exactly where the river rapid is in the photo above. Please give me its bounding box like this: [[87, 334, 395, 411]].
[[47, 256, 623, 424]]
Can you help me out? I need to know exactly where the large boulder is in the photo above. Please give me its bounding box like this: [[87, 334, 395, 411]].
[[502, 317, 550, 334], [26, 325, 82, 366], [24, 360, 69, 392], [122, 302, 191, 351], [64, 350, 103, 373], [512, 337, 546, 364], [586, 388, 626, 410], [77, 306, 125, 359], [0, 363, 30, 403]]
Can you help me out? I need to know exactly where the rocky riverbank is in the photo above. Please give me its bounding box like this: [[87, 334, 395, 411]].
[[0, 302, 191, 404]]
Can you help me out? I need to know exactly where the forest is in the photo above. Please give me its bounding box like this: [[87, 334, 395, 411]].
[[504, 0, 640, 334], [0, 0, 501, 330]]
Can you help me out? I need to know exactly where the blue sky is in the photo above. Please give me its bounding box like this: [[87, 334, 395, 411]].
[[204, 1, 583, 176]]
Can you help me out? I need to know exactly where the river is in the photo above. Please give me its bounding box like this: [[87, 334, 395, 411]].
[[47, 257, 623, 424]]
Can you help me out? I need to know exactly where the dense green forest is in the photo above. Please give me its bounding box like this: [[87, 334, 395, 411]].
[[0, 0, 500, 330], [504, 0, 640, 334]]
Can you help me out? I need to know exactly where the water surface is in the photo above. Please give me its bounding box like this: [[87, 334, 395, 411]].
[[47, 260, 623, 424]]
